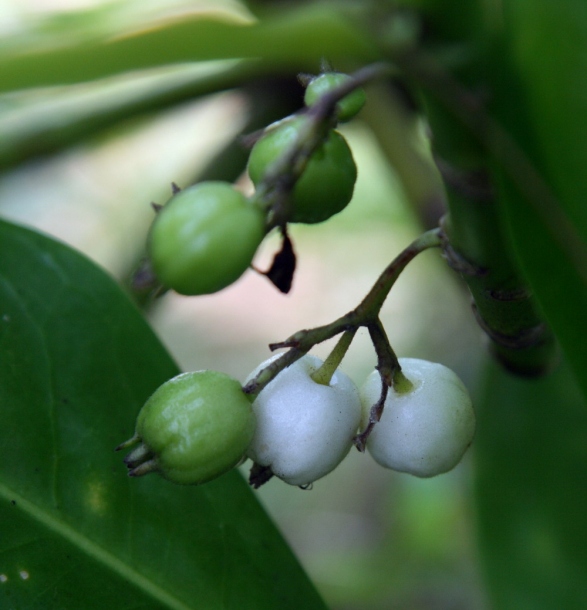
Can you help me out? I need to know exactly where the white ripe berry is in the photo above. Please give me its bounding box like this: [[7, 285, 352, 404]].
[[246, 354, 362, 486], [360, 358, 475, 477]]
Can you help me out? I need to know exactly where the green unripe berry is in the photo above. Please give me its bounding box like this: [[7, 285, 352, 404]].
[[304, 73, 366, 122], [248, 117, 357, 224], [123, 371, 255, 485], [148, 181, 265, 295]]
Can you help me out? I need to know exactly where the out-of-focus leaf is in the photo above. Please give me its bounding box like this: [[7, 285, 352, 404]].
[[0, 219, 327, 610], [0, 5, 377, 93], [475, 358, 587, 609], [0, 61, 255, 170]]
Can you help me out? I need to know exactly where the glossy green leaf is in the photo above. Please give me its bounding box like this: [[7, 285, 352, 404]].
[[474, 358, 587, 609], [0, 220, 327, 610], [0, 5, 377, 93]]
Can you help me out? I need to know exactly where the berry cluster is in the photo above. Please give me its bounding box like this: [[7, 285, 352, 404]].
[[118, 354, 474, 486], [147, 71, 365, 297], [118, 67, 476, 490]]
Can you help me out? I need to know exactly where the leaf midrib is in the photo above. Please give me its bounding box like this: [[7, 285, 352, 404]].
[[0, 481, 195, 610]]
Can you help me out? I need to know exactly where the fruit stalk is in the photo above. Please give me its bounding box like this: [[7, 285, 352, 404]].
[[310, 329, 357, 386], [243, 228, 441, 398]]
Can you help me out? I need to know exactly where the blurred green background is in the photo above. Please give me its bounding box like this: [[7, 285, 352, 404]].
[[4, 1, 586, 609]]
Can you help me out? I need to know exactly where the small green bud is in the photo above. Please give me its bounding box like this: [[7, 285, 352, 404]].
[[304, 73, 366, 122]]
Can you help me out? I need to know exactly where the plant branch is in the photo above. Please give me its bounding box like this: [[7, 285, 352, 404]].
[[311, 329, 357, 386], [392, 50, 561, 375], [398, 50, 587, 284], [242, 228, 441, 398], [356, 227, 443, 317]]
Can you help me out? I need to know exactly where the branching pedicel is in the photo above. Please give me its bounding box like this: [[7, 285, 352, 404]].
[[242, 227, 444, 453]]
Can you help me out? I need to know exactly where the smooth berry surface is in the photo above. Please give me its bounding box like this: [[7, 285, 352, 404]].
[[246, 354, 362, 486], [149, 181, 264, 295], [304, 72, 366, 122], [248, 116, 357, 224], [360, 358, 475, 477]]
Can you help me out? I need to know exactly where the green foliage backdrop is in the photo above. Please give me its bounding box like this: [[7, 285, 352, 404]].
[[1, 1, 586, 608]]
